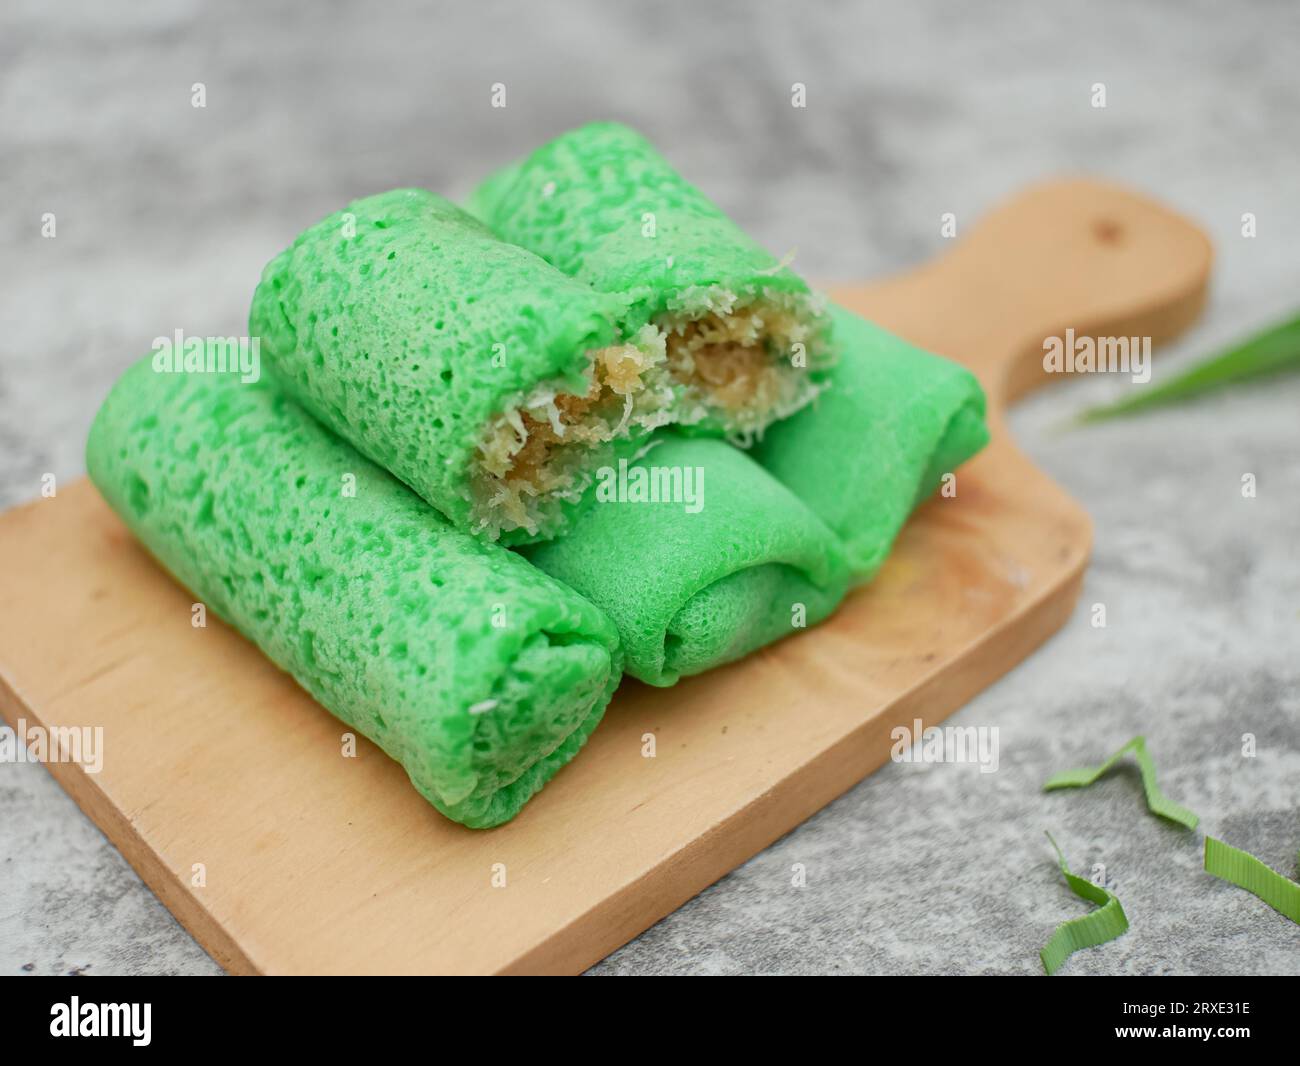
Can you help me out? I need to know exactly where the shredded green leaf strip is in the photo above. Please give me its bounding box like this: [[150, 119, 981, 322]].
[[1204, 837, 1300, 926], [1077, 310, 1300, 424], [1043, 735, 1199, 830], [1040, 832, 1130, 975]]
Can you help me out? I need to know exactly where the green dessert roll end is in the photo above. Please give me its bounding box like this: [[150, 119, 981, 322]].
[[86, 359, 625, 828], [525, 434, 851, 686], [755, 305, 991, 580]]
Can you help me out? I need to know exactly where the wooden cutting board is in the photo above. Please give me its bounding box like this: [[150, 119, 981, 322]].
[[0, 179, 1211, 975]]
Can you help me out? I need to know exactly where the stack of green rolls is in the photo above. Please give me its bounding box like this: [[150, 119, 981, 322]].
[[86, 122, 990, 828]]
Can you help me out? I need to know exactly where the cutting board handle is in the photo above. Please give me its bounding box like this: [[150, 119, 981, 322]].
[[829, 178, 1214, 406]]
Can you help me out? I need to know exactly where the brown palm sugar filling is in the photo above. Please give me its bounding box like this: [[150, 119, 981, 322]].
[[507, 392, 602, 487], [473, 301, 820, 536], [666, 318, 775, 411], [658, 301, 816, 430], [473, 341, 671, 536]]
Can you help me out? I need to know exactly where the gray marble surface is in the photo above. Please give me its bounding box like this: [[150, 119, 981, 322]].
[[1, 0, 1297, 976]]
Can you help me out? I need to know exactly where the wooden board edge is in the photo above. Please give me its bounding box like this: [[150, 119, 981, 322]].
[[499, 549, 1089, 974], [0, 667, 262, 976], [999, 265, 1213, 407]]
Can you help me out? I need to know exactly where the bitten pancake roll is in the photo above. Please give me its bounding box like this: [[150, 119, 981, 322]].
[[86, 360, 624, 828], [469, 122, 832, 441], [250, 188, 675, 543]]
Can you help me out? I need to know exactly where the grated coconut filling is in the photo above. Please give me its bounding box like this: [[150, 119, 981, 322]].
[[472, 294, 825, 538], [472, 328, 674, 538], [659, 291, 824, 443]]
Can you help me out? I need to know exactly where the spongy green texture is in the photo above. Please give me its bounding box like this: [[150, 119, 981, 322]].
[[249, 187, 633, 543], [754, 306, 990, 580], [85, 359, 623, 828], [467, 122, 817, 332], [524, 435, 850, 686]]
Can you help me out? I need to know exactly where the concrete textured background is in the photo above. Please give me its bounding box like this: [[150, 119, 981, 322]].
[[1, 0, 1297, 976]]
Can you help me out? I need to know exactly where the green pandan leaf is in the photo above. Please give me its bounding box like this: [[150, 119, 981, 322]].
[[1076, 311, 1300, 423], [1204, 837, 1300, 926], [1044, 735, 1199, 830], [1040, 833, 1129, 975]]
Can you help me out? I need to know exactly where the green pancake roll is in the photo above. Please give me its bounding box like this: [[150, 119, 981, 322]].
[[86, 358, 624, 829], [524, 435, 850, 687], [468, 122, 832, 442], [250, 187, 676, 545], [754, 306, 991, 581]]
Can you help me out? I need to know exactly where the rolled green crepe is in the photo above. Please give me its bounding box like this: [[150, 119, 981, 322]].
[[754, 306, 991, 580], [86, 359, 623, 828], [468, 122, 831, 441], [524, 435, 850, 686], [250, 187, 675, 545]]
